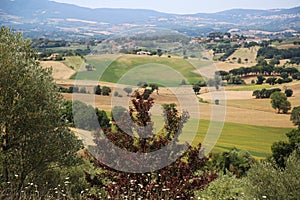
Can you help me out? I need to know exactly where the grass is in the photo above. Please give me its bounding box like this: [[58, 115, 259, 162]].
[[70, 54, 119, 80], [184, 119, 290, 159], [102, 108, 290, 159], [71, 54, 211, 85], [149, 115, 290, 159]]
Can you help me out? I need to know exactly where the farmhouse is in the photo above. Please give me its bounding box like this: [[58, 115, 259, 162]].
[[48, 53, 60, 60], [136, 51, 151, 55]]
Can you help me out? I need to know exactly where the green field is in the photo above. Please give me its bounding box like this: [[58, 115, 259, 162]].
[[150, 116, 290, 159], [71, 54, 212, 85], [189, 120, 289, 159]]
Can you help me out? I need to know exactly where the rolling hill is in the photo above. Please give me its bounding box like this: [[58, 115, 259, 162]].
[[0, 0, 299, 39]]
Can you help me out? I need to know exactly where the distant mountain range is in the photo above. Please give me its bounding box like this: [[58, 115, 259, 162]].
[[0, 0, 299, 39]]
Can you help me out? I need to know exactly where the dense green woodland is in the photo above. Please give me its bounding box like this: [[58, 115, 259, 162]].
[[0, 27, 300, 199]]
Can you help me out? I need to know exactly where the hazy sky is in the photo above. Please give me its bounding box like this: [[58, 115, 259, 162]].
[[52, 0, 299, 14]]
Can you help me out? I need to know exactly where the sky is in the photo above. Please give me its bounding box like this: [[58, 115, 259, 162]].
[[52, 0, 300, 14]]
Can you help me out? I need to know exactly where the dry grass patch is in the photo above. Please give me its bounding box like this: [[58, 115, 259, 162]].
[[40, 61, 76, 79], [214, 62, 245, 71], [228, 46, 260, 64], [277, 44, 300, 49]]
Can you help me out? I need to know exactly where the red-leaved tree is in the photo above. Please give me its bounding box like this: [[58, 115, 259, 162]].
[[87, 90, 217, 199]]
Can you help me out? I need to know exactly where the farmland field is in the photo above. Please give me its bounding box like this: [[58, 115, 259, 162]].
[[191, 119, 290, 159], [228, 46, 260, 64], [58, 52, 300, 159], [71, 54, 212, 84], [40, 61, 76, 79]]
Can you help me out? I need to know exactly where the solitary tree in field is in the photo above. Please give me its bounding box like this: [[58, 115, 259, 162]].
[[237, 58, 242, 64], [0, 26, 82, 197], [270, 92, 291, 114]]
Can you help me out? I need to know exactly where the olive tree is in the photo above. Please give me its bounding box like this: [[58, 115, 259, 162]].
[[0, 27, 82, 196]]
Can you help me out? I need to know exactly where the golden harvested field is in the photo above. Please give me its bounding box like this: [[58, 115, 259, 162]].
[[40, 61, 76, 80], [62, 87, 179, 112], [61, 81, 299, 128], [214, 62, 248, 71], [199, 82, 300, 128]]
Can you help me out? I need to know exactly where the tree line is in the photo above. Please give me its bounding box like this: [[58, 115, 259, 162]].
[[217, 60, 300, 85], [58, 85, 112, 96], [257, 46, 300, 59]]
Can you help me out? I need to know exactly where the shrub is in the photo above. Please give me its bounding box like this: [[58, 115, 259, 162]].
[[215, 99, 220, 105], [195, 174, 247, 199]]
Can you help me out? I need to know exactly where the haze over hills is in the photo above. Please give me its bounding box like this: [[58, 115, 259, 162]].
[[0, 0, 299, 39]]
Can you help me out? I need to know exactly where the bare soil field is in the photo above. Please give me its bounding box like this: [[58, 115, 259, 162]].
[[40, 61, 76, 79]]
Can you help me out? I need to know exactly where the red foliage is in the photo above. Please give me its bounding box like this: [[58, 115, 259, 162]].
[[87, 90, 217, 199]]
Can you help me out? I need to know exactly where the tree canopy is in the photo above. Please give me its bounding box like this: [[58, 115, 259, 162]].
[[0, 26, 82, 197], [270, 92, 291, 114]]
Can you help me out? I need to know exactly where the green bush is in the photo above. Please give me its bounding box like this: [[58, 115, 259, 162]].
[[195, 173, 248, 199]]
